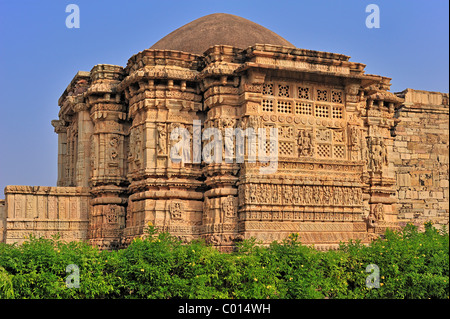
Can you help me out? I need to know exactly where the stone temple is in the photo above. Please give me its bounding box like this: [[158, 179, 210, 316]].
[[0, 13, 448, 250]]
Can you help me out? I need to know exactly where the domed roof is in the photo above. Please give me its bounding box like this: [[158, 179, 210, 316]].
[[150, 13, 295, 55]]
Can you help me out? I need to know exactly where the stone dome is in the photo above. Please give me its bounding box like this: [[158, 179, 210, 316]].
[[150, 13, 295, 55]]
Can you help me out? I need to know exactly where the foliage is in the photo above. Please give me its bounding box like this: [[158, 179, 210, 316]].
[[0, 222, 448, 299]]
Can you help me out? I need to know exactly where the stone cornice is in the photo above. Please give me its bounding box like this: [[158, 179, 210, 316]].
[[4, 185, 91, 196], [58, 71, 91, 106], [51, 119, 67, 133]]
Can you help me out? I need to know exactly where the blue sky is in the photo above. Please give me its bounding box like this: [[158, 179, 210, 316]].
[[0, 0, 448, 194]]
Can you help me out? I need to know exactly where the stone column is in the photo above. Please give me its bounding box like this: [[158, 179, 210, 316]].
[[201, 47, 243, 251], [362, 89, 403, 237], [73, 103, 94, 187], [118, 50, 203, 245], [51, 120, 68, 186], [87, 64, 128, 250]]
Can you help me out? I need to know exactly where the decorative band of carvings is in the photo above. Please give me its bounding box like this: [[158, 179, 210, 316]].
[[6, 219, 89, 230], [239, 221, 366, 232], [278, 160, 363, 172], [129, 190, 204, 201], [6, 230, 88, 240], [4, 186, 91, 196], [239, 183, 363, 207], [243, 231, 368, 244], [153, 225, 202, 234], [201, 223, 238, 234], [239, 211, 362, 222]]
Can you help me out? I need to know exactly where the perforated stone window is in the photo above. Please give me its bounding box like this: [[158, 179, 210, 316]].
[[333, 145, 345, 158], [278, 84, 290, 97], [280, 141, 294, 156], [265, 140, 277, 154], [262, 99, 274, 112], [298, 86, 310, 100], [263, 83, 274, 96], [260, 81, 345, 121], [332, 90, 343, 103], [315, 104, 329, 118], [277, 100, 292, 114], [295, 102, 313, 115], [332, 105, 343, 119], [317, 144, 331, 158], [317, 89, 328, 102], [314, 128, 347, 159]]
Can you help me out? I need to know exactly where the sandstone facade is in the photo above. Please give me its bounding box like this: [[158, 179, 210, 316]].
[[1, 14, 448, 250]]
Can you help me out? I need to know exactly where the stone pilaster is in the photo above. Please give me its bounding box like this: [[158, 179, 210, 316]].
[[51, 119, 68, 187], [87, 64, 128, 250], [73, 102, 94, 187], [118, 49, 204, 245], [361, 78, 404, 237], [201, 46, 242, 251]]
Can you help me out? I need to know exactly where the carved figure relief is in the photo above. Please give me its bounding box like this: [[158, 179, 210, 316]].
[[130, 126, 143, 168], [105, 205, 118, 224], [248, 115, 262, 131], [221, 118, 236, 159], [240, 183, 363, 207], [349, 126, 361, 161], [222, 196, 237, 222], [298, 129, 314, 156], [369, 136, 388, 173], [109, 136, 119, 159], [169, 201, 183, 221], [373, 203, 385, 221], [367, 203, 386, 229], [157, 123, 167, 155]]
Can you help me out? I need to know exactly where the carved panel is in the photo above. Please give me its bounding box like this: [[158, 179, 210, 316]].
[[222, 196, 237, 222], [157, 123, 167, 155], [239, 183, 363, 207], [169, 201, 183, 221]]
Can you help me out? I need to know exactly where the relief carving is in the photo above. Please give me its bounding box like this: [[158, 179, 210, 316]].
[[105, 205, 119, 224], [298, 129, 314, 156], [222, 196, 237, 222], [157, 123, 167, 155], [368, 136, 388, 173], [169, 201, 183, 221], [240, 183, 363, 207]]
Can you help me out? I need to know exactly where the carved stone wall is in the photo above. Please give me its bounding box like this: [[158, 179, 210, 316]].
[[2, 186, 90, 245]]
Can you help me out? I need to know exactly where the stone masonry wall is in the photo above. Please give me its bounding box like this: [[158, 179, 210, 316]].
[[2, 186, 91, 244], [393, 89, 449, 230], [0, 200, 5, 242]]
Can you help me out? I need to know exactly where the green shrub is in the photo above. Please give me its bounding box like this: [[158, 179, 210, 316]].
[[0, 222, 447, 299]]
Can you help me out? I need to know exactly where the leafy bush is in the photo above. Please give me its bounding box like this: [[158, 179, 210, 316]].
[[0, 223, 447, 299]]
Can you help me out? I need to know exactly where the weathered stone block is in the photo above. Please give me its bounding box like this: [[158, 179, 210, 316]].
[[398, 173, 411, 187]]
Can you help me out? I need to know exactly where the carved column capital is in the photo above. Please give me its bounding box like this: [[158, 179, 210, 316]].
[[51, 119, 67, 133], [73, 102, 89, 113]]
